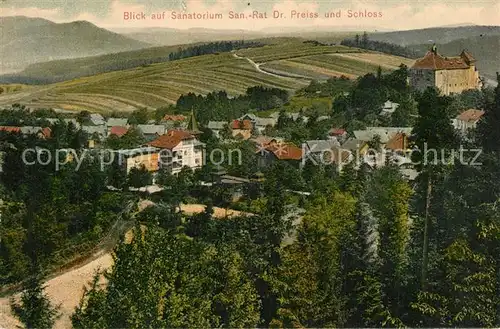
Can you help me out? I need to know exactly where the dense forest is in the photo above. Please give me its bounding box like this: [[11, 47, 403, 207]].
[[156, 86, 290, 124]]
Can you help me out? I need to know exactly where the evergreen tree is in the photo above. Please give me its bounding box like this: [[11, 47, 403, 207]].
[[477, 72, 500, 153], [411, 87, 457, 289], [10, 270, 60, 329]]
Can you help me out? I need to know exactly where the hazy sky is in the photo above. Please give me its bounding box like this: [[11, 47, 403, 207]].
[[1, 0, 499, 30]]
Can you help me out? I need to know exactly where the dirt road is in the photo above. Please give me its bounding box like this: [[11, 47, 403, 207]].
[[0, 203, 247, 329]]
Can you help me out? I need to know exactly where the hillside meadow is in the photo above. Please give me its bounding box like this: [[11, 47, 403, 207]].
[[0, 41, 414, 113]]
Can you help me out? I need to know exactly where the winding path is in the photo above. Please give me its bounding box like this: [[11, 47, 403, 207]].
[[232, 52, 311, 80], [0, 203, 247, 329]]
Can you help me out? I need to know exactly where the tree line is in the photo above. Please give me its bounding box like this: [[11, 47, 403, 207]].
[[341, 32, 419, 59], [168, 40, 263, 61]]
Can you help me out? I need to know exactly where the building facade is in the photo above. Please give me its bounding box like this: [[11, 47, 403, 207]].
[[117, 147, 160, 174], [410, 46, 480, 95], [453, 108, 485, 135], [148, 130, 204, 175]]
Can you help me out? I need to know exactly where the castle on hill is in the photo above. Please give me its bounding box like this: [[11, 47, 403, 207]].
[[409, 45, 481, 95]]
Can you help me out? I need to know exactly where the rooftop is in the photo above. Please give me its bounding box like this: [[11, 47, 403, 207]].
[[456, 108, 485, 123], [259, 141, 303, 160], [412, 48, 475, 70], [147, 130, 195, 149], [385, 132, 410, 151], [109, 126, 129, 137], [231, 119, 253, 130]]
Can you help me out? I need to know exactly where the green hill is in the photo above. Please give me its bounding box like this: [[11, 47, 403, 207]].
[[0, 40, 413, 113], [0, 16, 150, 74]]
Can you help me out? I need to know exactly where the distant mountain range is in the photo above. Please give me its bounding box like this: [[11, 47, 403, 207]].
[[370, 25, 500, 46], [0, 16, 150, 74], [112, 25, 389, 46], [118, 27, 265, 46], [0, 17, 498, 83]]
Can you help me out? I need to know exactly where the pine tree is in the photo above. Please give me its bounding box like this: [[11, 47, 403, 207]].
[[10, 271, 60, 329], [411, 87, 457, 289]]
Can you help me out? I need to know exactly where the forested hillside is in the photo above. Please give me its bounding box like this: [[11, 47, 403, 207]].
[[0, 16, 150, 74]]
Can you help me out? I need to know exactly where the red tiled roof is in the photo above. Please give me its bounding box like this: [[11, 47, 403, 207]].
[[162, 114, 186, 122], [231, 119, 253, 130], [264, 142, 303, 160], [385, 132, 409, 151], [412, 51, 471, 70], [110, 126, 128, 137], [0, 126, 21, 133], [147, 130, 194, 149], [457, 109, 484, 123], [330, 128, 346, 136]]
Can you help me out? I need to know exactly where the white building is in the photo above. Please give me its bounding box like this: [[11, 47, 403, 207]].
[[147, 130, 204, 175]]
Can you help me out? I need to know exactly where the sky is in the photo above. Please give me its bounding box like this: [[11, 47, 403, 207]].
[[0, 0, 499, 30]]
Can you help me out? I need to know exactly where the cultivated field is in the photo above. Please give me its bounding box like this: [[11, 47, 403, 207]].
[[260, 53, 415, 80], [0, 40, 415, 113]]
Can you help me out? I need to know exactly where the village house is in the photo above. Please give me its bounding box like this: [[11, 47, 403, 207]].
[[89, 113, 106, 126], [207, 121, 227, 138], [303, 139, 350, 169], [116, 146, 160, 174], [137, 124, 166, 141], [256, 139, 303, 168], [147, 130, 204, 175], [239, 113, 277, 133], [108, 126, 129, 137], [0, 126, 51, 139], [453, 108, 484, 135], [20, 126, 52, 139], [353, 127, 413, 146], [162, 114, 187, 129], [82, 125, 106, 148], [231, 119, 253, 140], [251, 136, 284, 148], [409, 45, 481, 95]]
